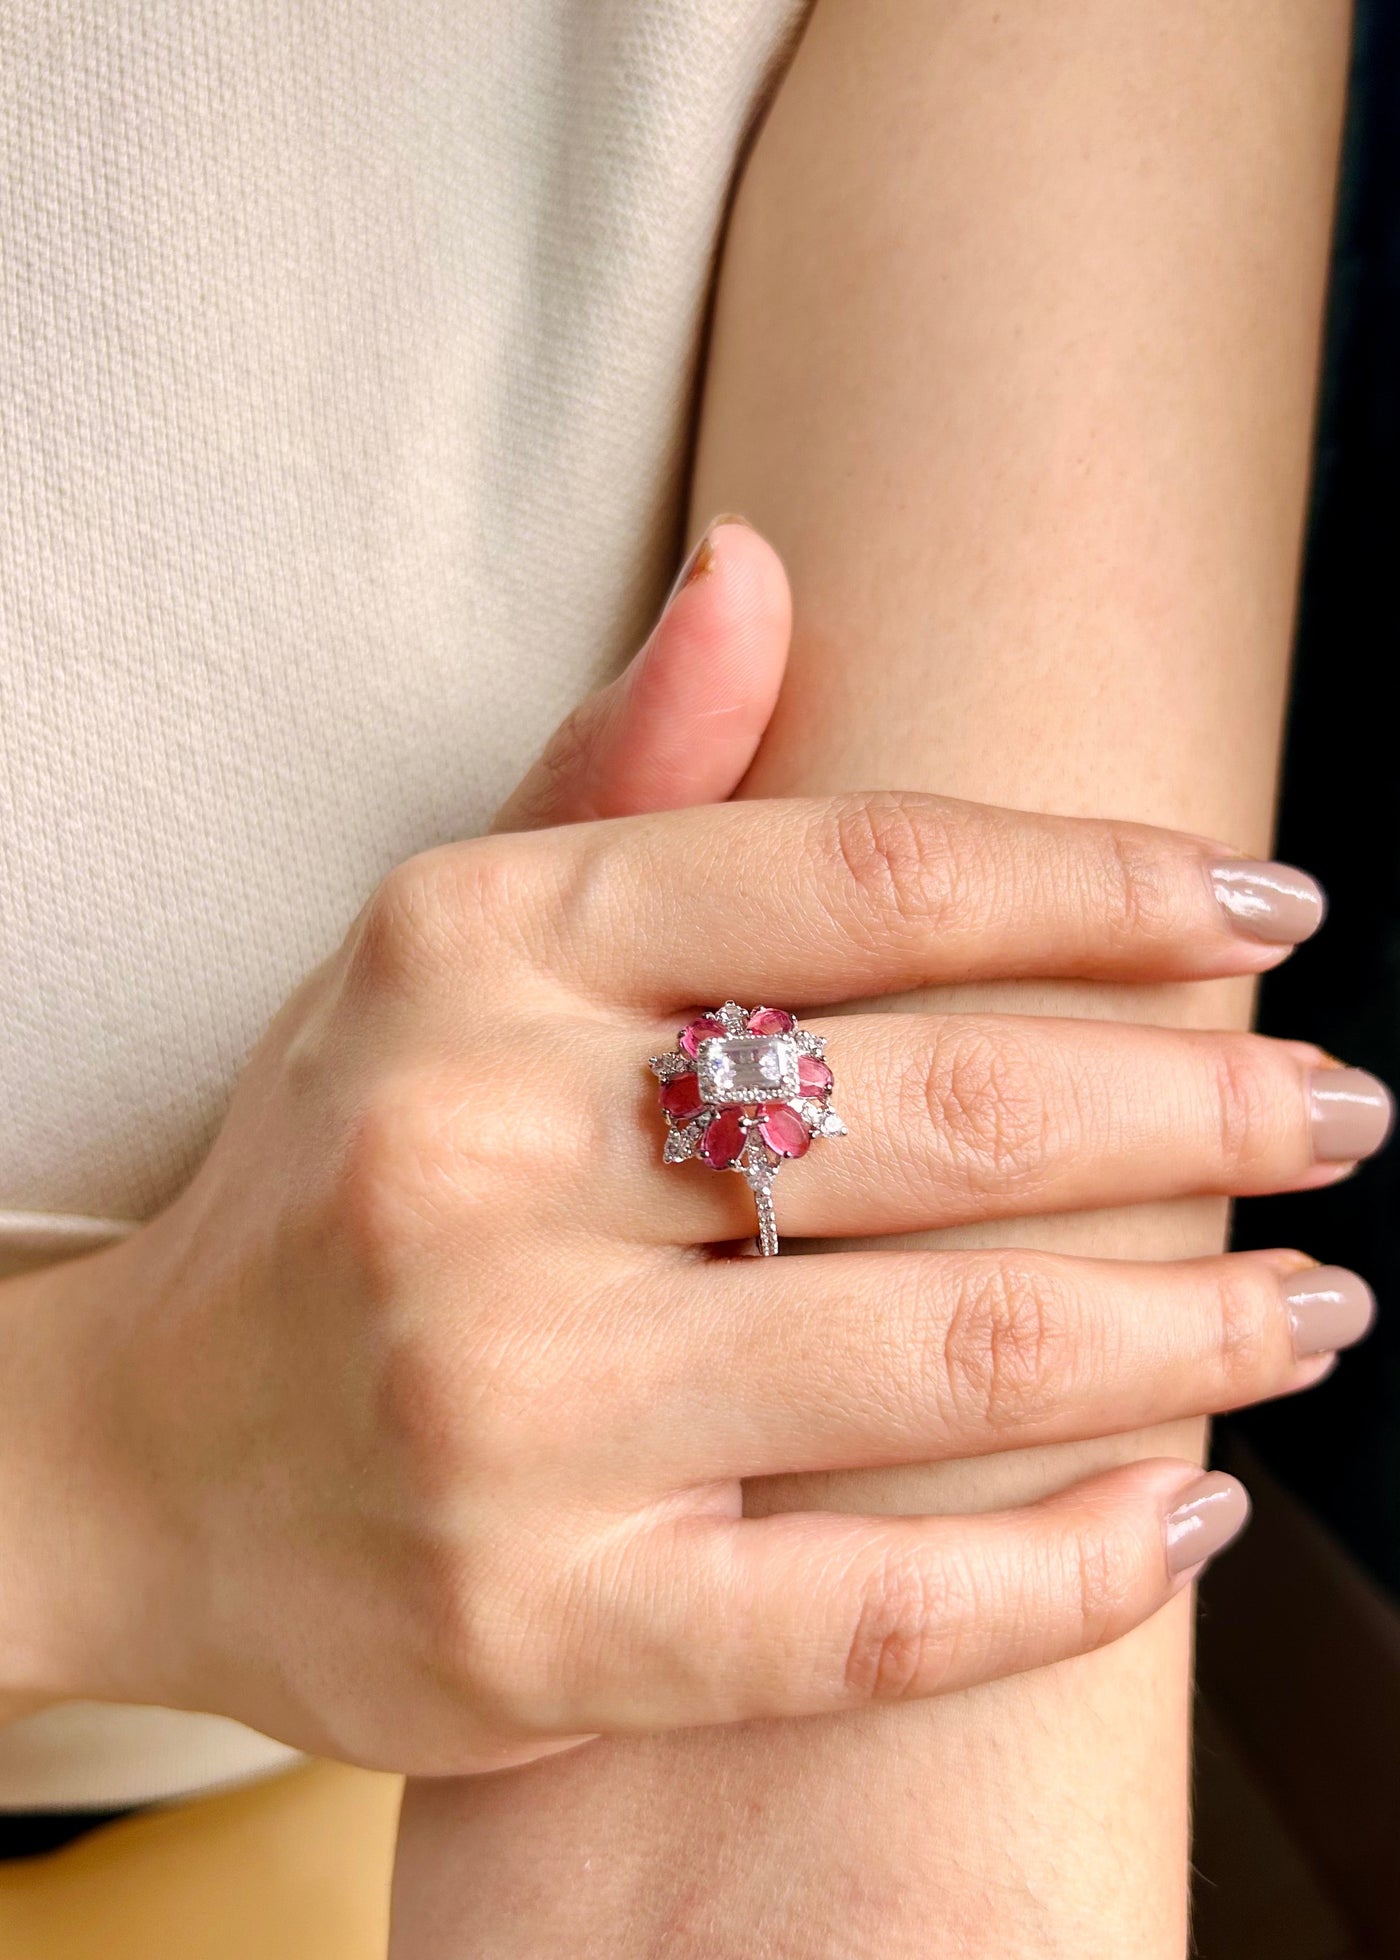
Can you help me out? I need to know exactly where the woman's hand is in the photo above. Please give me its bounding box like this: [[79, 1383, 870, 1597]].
[[2, 526, 1386, 1776]]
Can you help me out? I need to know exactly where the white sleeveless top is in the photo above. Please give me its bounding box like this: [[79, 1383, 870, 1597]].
[[0, 0, 807, 1808]]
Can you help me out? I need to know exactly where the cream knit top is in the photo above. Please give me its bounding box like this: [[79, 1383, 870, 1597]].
[[0, 0, 806, 1808]]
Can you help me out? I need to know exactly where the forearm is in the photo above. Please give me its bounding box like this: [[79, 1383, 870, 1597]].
[[392, 3, 1348, 1953]]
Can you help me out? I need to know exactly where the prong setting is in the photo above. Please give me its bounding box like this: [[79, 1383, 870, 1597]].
[[650, 1005, 845, 1255]]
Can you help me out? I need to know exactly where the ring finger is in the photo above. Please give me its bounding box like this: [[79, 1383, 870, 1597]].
[[618, 1015, 1393, 1244]]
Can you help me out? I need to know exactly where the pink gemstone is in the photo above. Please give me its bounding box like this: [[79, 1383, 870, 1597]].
[[797, 1056, 833, 1097], [758, 1104, 811, 1158], [661, 1073, 704, 1122], [747, 1007, 795, 1036], [699, 1107, 746, 1169], [679, 1016, 727, 1058]]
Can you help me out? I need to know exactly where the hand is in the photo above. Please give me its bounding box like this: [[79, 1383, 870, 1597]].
[[4, 525, 1386, 1777], [490, 516, 791, 832]]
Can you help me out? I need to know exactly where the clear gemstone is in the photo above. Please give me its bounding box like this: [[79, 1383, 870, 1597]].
[[663, 1123, 701, 1163], [696, 1034, 800, 1107]]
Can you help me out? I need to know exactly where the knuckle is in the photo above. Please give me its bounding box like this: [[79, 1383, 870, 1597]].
[[332, 1067, 591, 1337], [336, 1077, 498, 1285], [418, 1542, 534, 1721], [1096, 828, 1176, 949], [520, 825, 639, 995], [336, 1083, 434, 1276], [1207, 1039, 1279, 1179], [433, 1532, 591, 1735], [920, 1023, 1052, 1187], [346, 854, 449, 998], [1209, 1261, 1275, 1395], [841, 1548, 967, 1703], [823, 792, 964, 939], [374, 1294, 584, 1521], [346, 843, 537, 1002], [1059, 1517, 1137, 1652], [372, 1323, 464, 1480], [940, 1262, 1075, 1433], [373, 1296, 538, 1471], [336, 1179, 620, 1724]]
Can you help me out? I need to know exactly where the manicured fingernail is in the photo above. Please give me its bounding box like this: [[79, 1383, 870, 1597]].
[[1309, 1067, 1395, 1162], [1285, 1265, 1376, 1358], [1210, 860, 1326, 944], [1165, 1471, 1251, 1581]]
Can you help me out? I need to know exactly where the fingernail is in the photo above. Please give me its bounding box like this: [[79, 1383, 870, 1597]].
[[1309, 1067, 1396, 1162], [1165, 1472, 1251, 1581], [654, 530, 717, 629], [659, 515, 751, 618], [1285, 1265, 1376, 1358], [1210, 860, 1326, 944]]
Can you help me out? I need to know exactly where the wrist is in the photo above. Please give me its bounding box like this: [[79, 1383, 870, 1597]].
[[0, 1242, 163, 1711]]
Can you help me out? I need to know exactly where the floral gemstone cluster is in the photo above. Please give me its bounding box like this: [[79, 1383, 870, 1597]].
[[649, 1002, 847, 1172]]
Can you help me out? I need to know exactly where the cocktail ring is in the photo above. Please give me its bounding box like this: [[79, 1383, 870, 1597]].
[[649, 1002, 847, 1256]]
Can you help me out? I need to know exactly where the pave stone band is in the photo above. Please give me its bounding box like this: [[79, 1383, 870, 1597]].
[[650, 1002, 846, 1256]]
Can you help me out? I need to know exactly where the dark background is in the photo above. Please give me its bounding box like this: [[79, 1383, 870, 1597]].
[[1196, 7, 1400, 1953], [1229, 0, 1400, 1595]]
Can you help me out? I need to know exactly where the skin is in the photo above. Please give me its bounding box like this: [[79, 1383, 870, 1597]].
[[0, 540, 1351, 1758], [389, 2, 1351, 1954], [490, 523, 791, 836], [0, 529, 795, 1730], [0, 530, 1369, 1772]]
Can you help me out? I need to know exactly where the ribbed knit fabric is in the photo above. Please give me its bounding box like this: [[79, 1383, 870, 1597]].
[[0, 0, 807, 1807]]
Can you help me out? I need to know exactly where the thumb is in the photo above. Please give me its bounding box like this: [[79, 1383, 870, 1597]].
[[492, 518, 791, 833]]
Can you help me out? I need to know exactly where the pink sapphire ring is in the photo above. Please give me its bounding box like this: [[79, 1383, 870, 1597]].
[[649, 1003, 847, 1256]]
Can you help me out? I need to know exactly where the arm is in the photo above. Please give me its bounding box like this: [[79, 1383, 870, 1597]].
[[391, 3, 1349, 1953]]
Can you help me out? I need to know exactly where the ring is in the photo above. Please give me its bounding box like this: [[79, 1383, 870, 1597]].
[[650, 1002, 846, 1256]]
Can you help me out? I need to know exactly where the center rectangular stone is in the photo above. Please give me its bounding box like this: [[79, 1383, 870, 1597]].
[[696, 1034, 800, 1108]]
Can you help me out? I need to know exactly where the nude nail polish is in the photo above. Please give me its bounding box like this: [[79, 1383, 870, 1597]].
[[1210, 860, 1326, 944], [1285, 1266, 1376, 1358], [1309, 1067, 1395, 1162], [1165, 1472, 1251, 1581]]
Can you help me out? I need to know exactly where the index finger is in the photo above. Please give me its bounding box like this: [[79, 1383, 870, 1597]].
[[468, 791, 1322, 1007]]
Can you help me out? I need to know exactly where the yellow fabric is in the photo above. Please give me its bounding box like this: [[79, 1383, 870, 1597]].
[[0, 1764, 401, 1959]]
